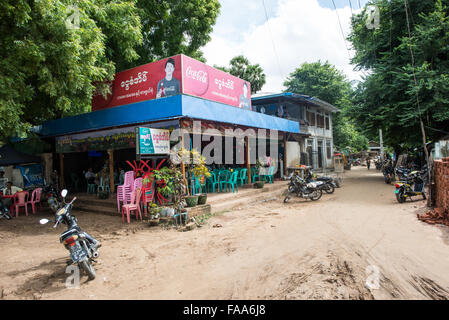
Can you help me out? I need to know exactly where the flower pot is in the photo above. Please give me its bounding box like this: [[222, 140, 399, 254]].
[[185, 195, 199, 207], [198, 194, 207, 205], [254, 181, 265, 189]]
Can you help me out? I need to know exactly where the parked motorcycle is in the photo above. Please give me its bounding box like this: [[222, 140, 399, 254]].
[[382, 162, 395, 184], [0, 198, 12, 220], [394, 171, 426, 203], [305, 169, 336, 194], [44, 184, 63, 213], [40, 189, 100, 280], [284, 173, 323, 203]]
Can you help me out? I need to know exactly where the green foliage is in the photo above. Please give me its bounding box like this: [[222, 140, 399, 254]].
[[215, 55, 266, 93], [283, 60, 369, 152], [348, 0, 449, 151], [0, 0, 220, 143], [0, 0, 142, 142], [130, 0, 221, 67]]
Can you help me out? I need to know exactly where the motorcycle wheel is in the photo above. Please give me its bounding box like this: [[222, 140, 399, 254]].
[[79, 259, 96, 280], [396, 192, 406, 203], [324, 184, 335, 194], [422, 193, 427, 200], [310, 189, 322, 201], [284, 192, 292, 203]]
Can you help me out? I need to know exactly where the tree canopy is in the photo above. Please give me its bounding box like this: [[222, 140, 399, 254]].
[[0, 0, 220, 142], [283, 61, 369, 152], [215, 55, 266, 93], [347, 0, 449, 152]]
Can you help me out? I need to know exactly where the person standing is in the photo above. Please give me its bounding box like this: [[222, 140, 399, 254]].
[[366, 157, 371, 170]]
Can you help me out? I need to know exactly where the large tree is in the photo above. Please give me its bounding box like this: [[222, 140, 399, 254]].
[[283, 61, 369, 152], [0, 0, 142, 142], [0, 0, 221, 143], [130, 0, 221, 67], [215, 55, 266, 93], [348, 0, 449, 152]]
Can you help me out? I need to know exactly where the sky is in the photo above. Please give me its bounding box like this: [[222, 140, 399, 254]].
[[203, 0, 370, 93]]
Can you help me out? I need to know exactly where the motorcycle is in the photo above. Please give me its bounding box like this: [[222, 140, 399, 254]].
[[394, 171, 426, 203], [0, 197, 12, 220], [43, 184, 63, 213], [382, 162, 395, 184], [40, 189, 100, 280], [284, 172, 323, 203], [305, 169, 337, 194]]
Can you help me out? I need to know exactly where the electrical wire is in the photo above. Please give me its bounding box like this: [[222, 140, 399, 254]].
[[331, 0, 352, 61], [349, 0, 353, 15], [261, 0, 284, 80]]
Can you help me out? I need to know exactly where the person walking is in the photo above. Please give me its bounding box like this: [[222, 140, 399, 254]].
[[366, 157, 371, 170]]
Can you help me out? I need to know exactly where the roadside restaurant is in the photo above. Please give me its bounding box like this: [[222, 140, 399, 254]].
[[38, 54, 300, 200]]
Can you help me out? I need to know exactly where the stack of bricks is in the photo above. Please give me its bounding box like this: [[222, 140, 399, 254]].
[[434, 158, 449, 211], [418, 158, 449, 226]]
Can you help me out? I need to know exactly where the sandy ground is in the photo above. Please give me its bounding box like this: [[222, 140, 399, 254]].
[[1, 167, 449, 300]]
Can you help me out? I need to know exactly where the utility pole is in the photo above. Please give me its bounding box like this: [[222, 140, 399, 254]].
[[379, 129, 384, 162]]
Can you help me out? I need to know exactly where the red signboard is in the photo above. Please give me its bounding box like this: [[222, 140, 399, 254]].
[[92, 54, 252, 111]]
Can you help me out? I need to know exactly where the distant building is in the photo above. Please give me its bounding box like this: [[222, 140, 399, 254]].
[[251, 92, 339, 169]]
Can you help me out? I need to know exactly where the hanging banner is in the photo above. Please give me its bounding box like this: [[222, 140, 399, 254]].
[[16, 164, 45, 188], [92, 54, 252, 111], [136, 127, 170, 155]]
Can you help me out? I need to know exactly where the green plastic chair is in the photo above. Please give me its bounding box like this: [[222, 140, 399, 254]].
[[251, 167, 259, 182], [207, 172, 219, 193], [194, 175, 206, 194], [226, 171, 239, 193], [238, 168, 248, 186], [218, 170, 230, 192], [265, 166, 274, 184]]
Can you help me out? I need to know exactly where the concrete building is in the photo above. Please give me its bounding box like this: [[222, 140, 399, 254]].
[[251, 92, 339, 170]]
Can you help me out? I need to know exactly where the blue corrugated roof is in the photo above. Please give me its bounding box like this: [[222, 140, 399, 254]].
[[40, 94, 300, 137]]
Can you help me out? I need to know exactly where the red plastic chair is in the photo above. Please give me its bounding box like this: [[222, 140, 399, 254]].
[[27, 188, 42, 214], [14, 191, 29, 217], [121, 188, 142, 224]]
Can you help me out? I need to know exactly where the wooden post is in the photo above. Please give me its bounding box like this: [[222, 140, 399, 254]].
[[246, 136, 252, 184], [108, 149, 114, 193], [283, 133, 288, 176], [59, 153, 64, 189]]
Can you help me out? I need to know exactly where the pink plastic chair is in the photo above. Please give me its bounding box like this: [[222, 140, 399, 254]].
[[27, 188, 42, 214], [121, 188, 142, 224], [14, 191, 29, 217], [132, 177, 143, 191], [116, 171, 135, 212]]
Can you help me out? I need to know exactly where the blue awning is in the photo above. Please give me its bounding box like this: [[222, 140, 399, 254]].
[[40, 94, 300, 137]]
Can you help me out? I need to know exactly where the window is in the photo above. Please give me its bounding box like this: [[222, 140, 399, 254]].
[[317, 113, 324, 128], [326, 140, 332, 159], [325, 116, 330, 130]]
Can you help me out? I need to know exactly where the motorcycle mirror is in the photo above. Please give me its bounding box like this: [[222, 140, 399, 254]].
[[39, 219, 50, 225], [61, 189, 68, 198]]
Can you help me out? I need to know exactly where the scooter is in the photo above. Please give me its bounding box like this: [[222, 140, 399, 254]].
[[394, 171, 426, 203], [40, 189, 101, 280], [0, 198, 12, 220], [284, 172, 323, 203]]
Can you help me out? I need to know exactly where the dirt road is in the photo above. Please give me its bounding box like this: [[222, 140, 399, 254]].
[[1, 167, 449, 300]]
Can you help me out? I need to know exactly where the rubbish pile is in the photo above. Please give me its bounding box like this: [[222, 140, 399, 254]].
[[417, 207, 449, 226]]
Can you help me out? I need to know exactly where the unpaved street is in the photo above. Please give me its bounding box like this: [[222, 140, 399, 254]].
[[1, 167, 449, 300]]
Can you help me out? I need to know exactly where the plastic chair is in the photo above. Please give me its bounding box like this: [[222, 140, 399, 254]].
[[87, 177, 96, 194], [265, 166, 274, 184], [117, 171, 134, 212], [14, 191, 29, 217], [218, 170, 230, 192], [121, 188, 142, 224], [207, 172, 219, 193], [194, 175, 206, 194], [225, 171, 239, 193], [132, 177, 143, 192], [27, 188, 42, 214], [251, 167, 259, 182], [97, 176, 110, 193], [238, 168, 248, 186]]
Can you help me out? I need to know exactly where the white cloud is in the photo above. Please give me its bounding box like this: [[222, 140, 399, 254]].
[[203, 0, 364, 93]]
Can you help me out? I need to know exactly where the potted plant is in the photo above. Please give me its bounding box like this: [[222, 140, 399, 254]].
[[192, 152, 211, 205], [148, 202, 161, 225], [254, 181, 265, 189]]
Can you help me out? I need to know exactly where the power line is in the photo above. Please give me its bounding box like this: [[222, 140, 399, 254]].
[[261, 0, 284, 80], [348, 0, 353, 15], [331, 0, 352, 61]]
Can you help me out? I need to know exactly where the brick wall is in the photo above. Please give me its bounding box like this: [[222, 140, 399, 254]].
[[434, 158, 449, 211]]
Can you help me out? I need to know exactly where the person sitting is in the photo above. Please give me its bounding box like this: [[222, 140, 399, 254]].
[[2, 181, 23, 207], [85, 168, 96, 184]]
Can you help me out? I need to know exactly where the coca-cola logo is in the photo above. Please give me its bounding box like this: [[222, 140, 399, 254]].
[[184, 63, 209, 96]]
